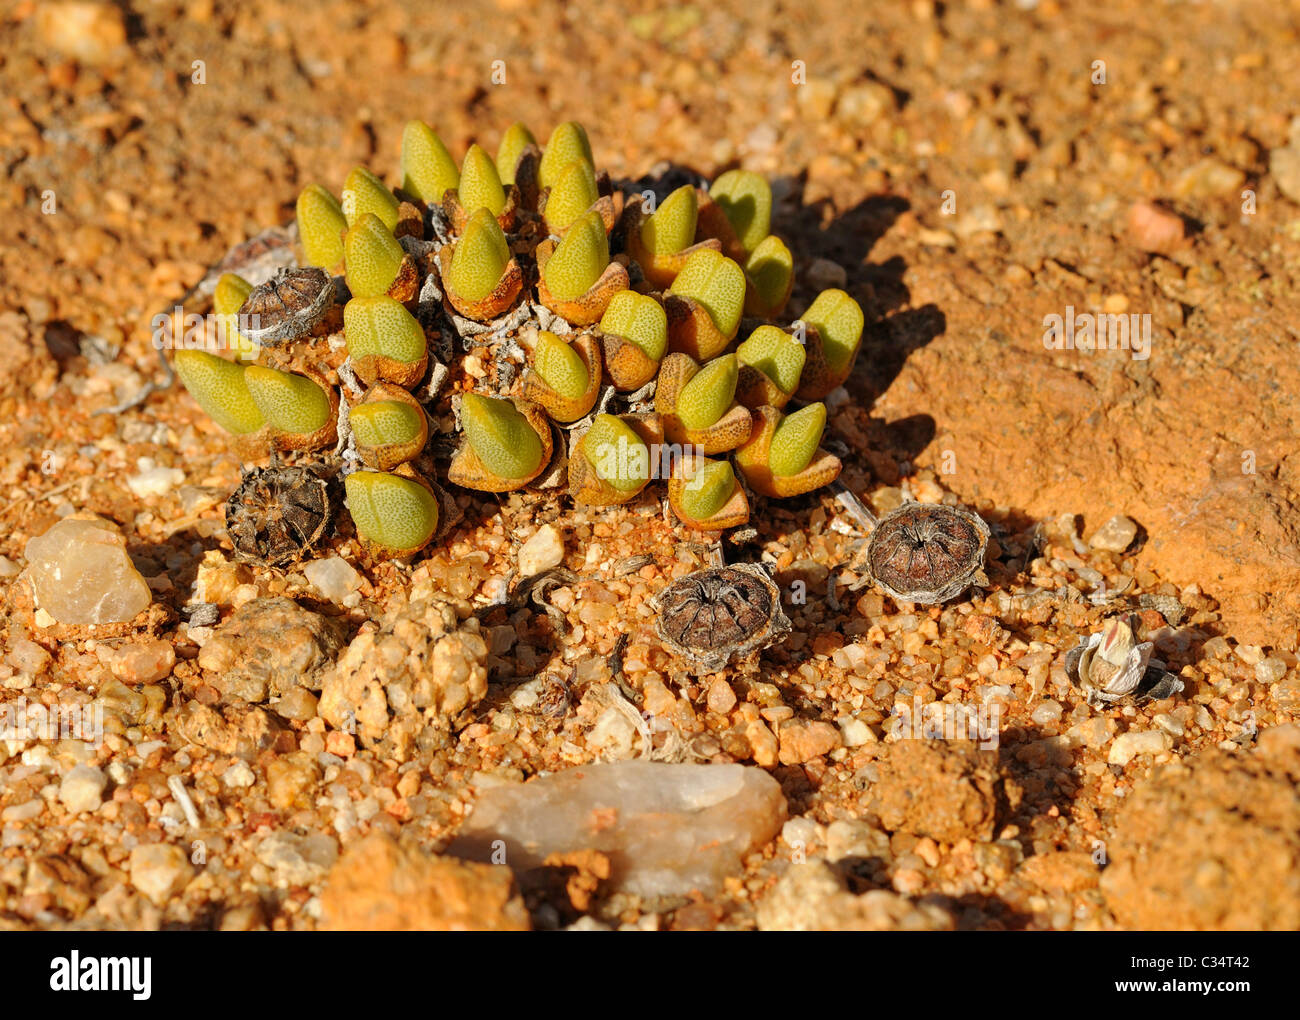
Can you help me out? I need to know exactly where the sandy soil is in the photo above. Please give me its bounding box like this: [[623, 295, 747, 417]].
[[1, 0, 1298, 931]]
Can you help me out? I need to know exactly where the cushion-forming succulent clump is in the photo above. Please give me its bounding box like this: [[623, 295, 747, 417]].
[[174, 119, 868, 556]]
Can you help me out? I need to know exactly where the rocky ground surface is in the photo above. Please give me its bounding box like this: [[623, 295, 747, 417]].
[[1, 0, 1299, 931]]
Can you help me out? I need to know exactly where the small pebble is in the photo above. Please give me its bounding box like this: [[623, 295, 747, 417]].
[[304, 556, 363, 603], [1088, 514, 1138, 553], [23, 517, 152, 625], [518, 525, 564, 577], [1125, 201, 1186, 255], [59, 764, 106, 814], [1108, 729, 1173, 766]]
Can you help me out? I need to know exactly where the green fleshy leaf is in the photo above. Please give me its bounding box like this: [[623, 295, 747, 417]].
[[343, 296, 427, 366], [544, 159, 599, 232], [296, 184, 348, 269], [737, 324, 805, 394], [668, 249, 745, 339], [543, 209, 608, 301], [769, 402, 826, 477], [496, 122, 536, 184], [400, 121, 459, 203], [680, 458, 736, 521], [639, 184, 697, 256], [803, 288, 865, 377], [344, 213, 404, 298], [213, 273, 252, 318], [598, 291, 667, 361], [350, 401, 424, 448], [745, 235, 793, 307], [341, 166, 400, 230], [448, 208, 510, 302], [243, 365, 330, 435], [457, 143, 507, 216], [677, 354, 737, 430], [539, 121, 593, 190], [533, 330, 589, 400], [344, 471, 439, 553], [709, 170, 771, 253], [585, 414, 650, 493], [173, 350, 265, 435], [461, 393, 543, 480]]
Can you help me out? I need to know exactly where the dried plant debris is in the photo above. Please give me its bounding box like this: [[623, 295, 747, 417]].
[[1065, 614, 1184, 707], [651, 563, 791, 672], [237, 266, 336, 345], [225, 462, 335, 566], [865, 501, 990, 605]]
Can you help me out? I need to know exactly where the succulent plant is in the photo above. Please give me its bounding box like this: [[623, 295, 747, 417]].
[[174, 350, 266, 437], [538, 121, 594, 190], [296, 184, 348, 271], [448, 393, 553, 492], [439, 208, 523, 320], [705, 170, 772, 257], [597, 290, 668, 390], [795, 288, 866, 400], [742, 235, 794, 318], [213, 273, 259, 359], [342, 166, 401, 231], [349, 383, 430, 471], [345, 468, 440, 558], [343, 295, 429, 388], [655, 352, 751, 454], [495, 122, 536, 185], [569, 412, 660, 506], [735, 403, 842, 498], [664, 248, 746, 361], [400, 120, 459, 204], [522, 330, 601, 423], [628, 185, 720, 288], [536, 209, 628, 325], [243, 364, 338, 452], [668, 453, 750, 531], [344, 213, 407, 299], [443, 143, 518, 233], [736, 324, 806, 408], [542, 159, 600, 234]]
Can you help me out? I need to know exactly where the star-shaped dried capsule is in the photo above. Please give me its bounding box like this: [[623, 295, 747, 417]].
[[651, 563, 791, 673], [226, 462, 334, 566], [865, 502, 990, 605]]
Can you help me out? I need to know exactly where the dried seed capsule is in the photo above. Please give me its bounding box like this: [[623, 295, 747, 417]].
[[344, 468, 440, 559], [734, 404, 841, 499], [496, 122, 536, 185], [237, 266, 335, 346], [343, 295, 429, 388], [349, 383, 430, 471], [597, 290, 668, 390], [522, 330, 601, 423], [296, 184, 348, 271], [243, 364, 338, 452], [226, 463, 334, 566], [538, 121, 594, 190], [174, 350, 266, 436], [651, 563, 791, 672], [341, 166, 400, 231], [735, 324, 805, 408], [795, 288, 865, 400], [401, 120, 460, 204], [665, 248, 746, 361], [708, 170, 772, 256], [447, 393, 553, 492], [743, 235, 794, 318], [344, 213, 406, 299], [865, 502, 990, 605]]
